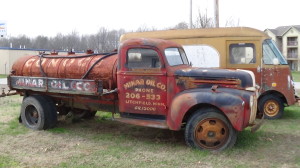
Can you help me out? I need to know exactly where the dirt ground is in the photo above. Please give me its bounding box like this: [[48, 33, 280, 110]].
[[0, 96, 300, 168], [0, 84, 8, 93], [0, 88, 299, 167]]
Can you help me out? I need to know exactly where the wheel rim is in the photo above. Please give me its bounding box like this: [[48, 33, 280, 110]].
[[264, 100, 279, 117], [25, 105, 39, 126], [194, 118, 229, 150]]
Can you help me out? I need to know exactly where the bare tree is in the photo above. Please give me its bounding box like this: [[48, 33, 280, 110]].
[[50, 33, 67, 51], [173, 22, 189, 29], [225, 17, 240, 27], [0, 28, 125, 52], [193, 9, 214, 28], [136, 24, 157, 32]]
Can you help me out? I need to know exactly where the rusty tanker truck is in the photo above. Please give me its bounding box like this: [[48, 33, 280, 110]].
[[6, 38, 261, 151]]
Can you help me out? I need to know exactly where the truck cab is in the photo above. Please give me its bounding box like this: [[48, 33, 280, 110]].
[[117, 38, 259, 150]]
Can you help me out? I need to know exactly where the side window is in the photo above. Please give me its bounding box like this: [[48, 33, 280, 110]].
[[229, 43, 256, 64], [183, 45, 220, 68], [127, 48, 161, 69]]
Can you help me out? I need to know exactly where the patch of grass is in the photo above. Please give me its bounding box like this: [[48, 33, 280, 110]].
[[1, 96, 300, 168], [95, 111, 113, 120], [0, 117, 28, 136], [49, 127, 70, 134], [234, 129, 264, 150], [0, 74, 7, 78], [0, 155, 21, 168], [234, 165, 249, 168], [296, 156, 300, 166], [292, 71, 300, 82], [283, 105, 300, 119]]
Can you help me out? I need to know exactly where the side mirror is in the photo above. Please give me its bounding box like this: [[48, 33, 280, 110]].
[[273, 58, 279, 65], [189, 61, 193, 66]]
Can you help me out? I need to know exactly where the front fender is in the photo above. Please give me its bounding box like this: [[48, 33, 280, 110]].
[[167, 88, 246, 131]]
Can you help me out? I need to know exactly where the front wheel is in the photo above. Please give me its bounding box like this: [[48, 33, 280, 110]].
[[185, 109, 237, 151], [258, 95, 284, 120]]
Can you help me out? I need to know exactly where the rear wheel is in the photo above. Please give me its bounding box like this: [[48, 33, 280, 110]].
[[20, 95, 57, 130], [185, 108, 237, 151], [259, 95, 284, 120]]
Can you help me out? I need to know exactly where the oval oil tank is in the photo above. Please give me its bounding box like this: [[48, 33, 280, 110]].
[[11, 53, 118, 89]]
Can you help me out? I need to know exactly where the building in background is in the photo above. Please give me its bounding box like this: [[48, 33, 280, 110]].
[[0, 48, 72, 75], [0, 21, 7, 38], [0, 48, 48, 75], [265, 25, 300, 71]]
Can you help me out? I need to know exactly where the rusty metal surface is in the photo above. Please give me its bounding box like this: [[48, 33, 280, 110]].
[[194, 117, 229, 149], [117, 38, 181, 116], [11, 53, 118, 89], [9, 76, 102, 95], [174, 68, 253, 89], [167, 88, 252, 131], [114, 117, 168, 129], [243, 66, 296, 106], [116, 38, 257, 131]]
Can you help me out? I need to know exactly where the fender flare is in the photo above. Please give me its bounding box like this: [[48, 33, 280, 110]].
[[167, 89, 246, 131]]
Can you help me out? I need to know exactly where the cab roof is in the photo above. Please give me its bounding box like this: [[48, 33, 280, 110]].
[[120, 27, 269, 42], [120, 38, 182, 49]]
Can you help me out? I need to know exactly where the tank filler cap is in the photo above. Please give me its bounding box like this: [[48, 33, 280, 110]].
[[86, 49, 94, 54], [50, 50, 58, 55], [68, 51, 75, 55]]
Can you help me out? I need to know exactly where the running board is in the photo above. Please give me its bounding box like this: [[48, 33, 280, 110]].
[[114, 117, 168, 129]]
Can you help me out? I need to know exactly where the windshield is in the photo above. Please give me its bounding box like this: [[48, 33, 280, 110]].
[[165, 48, 189, 66], [263, 39, 288, 65]]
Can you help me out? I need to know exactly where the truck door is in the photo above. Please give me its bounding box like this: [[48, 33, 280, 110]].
[[117, 46, 168, 116], [260, 40, 296, 114], [226, 41, 262, 87]]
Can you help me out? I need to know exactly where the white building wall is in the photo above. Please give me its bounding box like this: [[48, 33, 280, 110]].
[[283, 28, 300, 71], [265, 30, 277, 41], [282, 28, 299, 56], [0, 50, 10, 74], [0, 49, 41, 74]]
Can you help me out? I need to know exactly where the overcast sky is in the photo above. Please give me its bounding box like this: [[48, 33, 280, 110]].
[[0, 0, 299, 37]]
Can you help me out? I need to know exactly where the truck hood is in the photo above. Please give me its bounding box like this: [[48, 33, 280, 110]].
[[174, 68, 255, 89]]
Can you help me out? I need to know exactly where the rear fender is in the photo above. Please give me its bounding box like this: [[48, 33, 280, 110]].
[[167, 89, 245, 131]]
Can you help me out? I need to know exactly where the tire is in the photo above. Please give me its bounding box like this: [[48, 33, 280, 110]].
[[20, 95, 57, 130], [185, 108, 237, 151], [258, 95, 284, 120]]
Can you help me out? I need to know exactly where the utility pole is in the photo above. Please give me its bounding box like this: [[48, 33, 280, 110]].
[[190, 0, 193, 29], [215, 0, 219, 28]]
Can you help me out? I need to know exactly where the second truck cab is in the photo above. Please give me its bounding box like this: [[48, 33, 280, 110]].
[[120, 28, 299, 119]]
